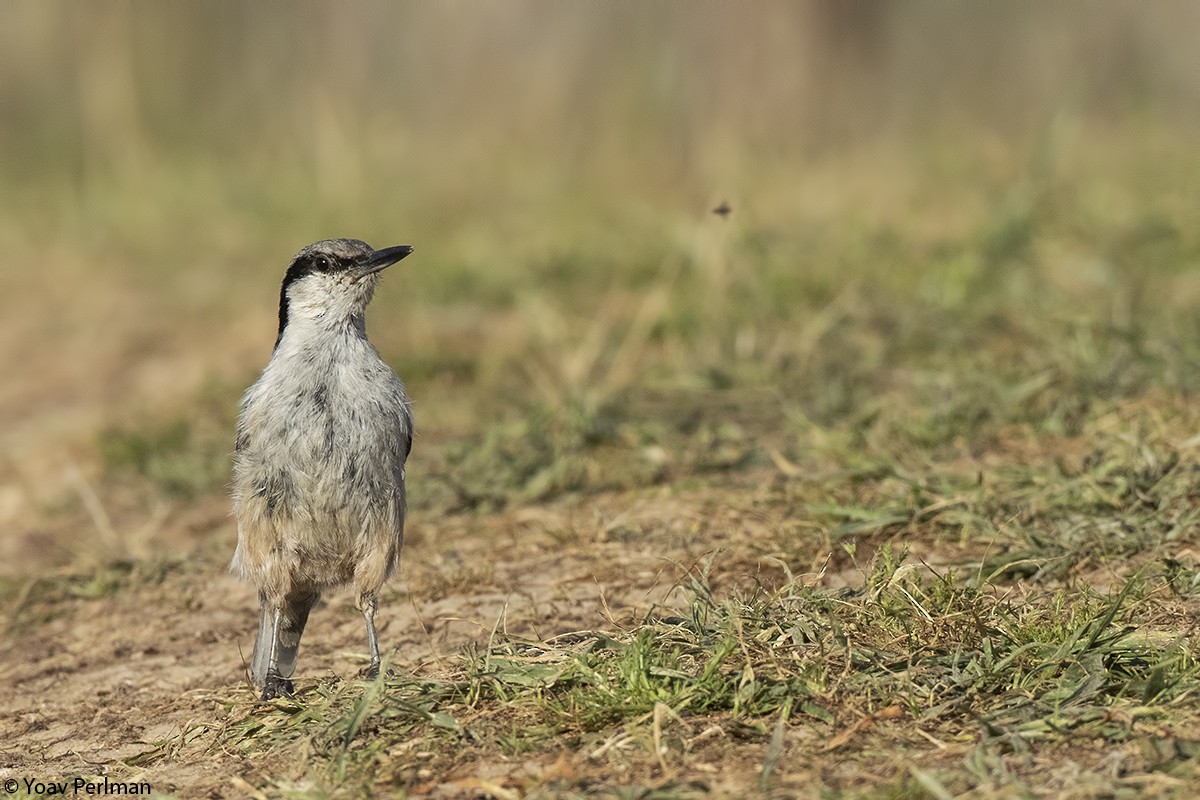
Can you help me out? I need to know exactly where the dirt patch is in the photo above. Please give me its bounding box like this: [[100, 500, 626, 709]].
[[0, 484, 798, 797]]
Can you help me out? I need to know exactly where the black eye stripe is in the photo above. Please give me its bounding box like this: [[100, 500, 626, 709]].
[[273, 240, 375, 350], [275, 257, 325, 349]]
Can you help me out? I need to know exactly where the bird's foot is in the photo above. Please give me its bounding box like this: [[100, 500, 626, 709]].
[[261, 674, 295, 701], [361, 661, 392, 681]]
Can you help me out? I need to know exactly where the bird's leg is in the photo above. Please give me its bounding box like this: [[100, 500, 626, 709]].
[[359, 593, 381, 680], [261, 605, 294, 700]]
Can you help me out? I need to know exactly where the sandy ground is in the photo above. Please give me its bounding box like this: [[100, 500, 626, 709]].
[[0, 472, 813, 797]]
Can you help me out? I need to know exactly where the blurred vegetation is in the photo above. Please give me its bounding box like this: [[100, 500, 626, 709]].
[[14, 0, 1200, 573], [2, 2, 1198, 291], [3, 4, 1199, 436]]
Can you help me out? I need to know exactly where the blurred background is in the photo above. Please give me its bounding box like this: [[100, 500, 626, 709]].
[[2, 1, 1199, 570]]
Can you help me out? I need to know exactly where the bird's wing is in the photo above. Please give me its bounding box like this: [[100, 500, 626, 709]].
[[401, 403, 414, 461]]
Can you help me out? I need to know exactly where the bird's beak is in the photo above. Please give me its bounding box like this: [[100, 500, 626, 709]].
[[355, 245, 413, 279]]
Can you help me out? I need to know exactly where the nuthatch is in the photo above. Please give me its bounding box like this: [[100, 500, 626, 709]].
[[231, 238, 413, 700]]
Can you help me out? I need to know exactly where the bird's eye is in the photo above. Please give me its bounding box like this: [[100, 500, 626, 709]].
[[314, 256, 331, 270]]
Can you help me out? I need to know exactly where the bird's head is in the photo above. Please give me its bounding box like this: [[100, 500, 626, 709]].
[[275, 238, 412, 348]]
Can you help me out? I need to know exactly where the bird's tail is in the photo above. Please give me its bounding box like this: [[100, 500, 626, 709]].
[[251, 588, 320, 688]]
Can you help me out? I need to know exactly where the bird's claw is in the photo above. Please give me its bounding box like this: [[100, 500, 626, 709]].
[[261, 674, 295, 701]]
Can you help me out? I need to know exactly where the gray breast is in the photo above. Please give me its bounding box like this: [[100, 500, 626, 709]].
[[234, 338, 411, 522]]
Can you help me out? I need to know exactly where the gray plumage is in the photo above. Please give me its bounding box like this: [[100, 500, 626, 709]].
[[231, 238, 413, 700]]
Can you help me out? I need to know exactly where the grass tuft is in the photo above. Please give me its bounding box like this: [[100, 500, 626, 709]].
[[178, 550, 1200, 797]]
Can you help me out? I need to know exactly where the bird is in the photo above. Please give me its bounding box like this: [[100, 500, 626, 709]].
[[230, 238, 414, 700]]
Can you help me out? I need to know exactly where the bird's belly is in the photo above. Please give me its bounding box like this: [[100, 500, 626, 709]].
[[260, 478, 403, 589], [235, 411, 405, 553]]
